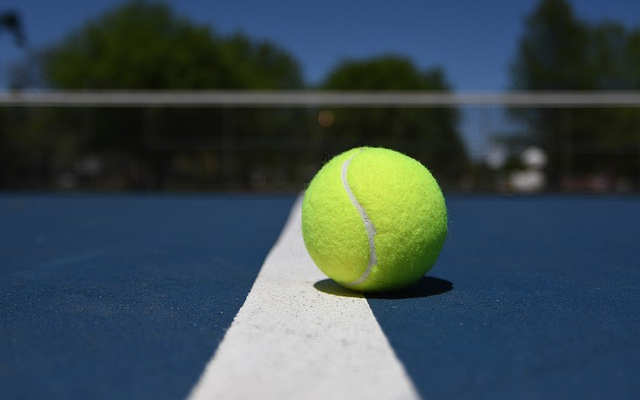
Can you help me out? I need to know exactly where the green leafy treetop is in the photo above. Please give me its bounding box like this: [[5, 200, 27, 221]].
[[43, 1, 303, 90]]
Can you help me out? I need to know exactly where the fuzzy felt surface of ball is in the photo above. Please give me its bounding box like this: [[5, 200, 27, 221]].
[[301, 147, 448, 293]]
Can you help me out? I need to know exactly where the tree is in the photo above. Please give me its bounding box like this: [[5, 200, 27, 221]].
[[510, 0, 591, 91], [0, 11, 27, 186], [509, 0, 640, 189], [0, 11, 25, 47], [43, 3, 302, 90], [224, 33, 304, 89], [21, 1, 304, 189], [319, 55, 468, 185]]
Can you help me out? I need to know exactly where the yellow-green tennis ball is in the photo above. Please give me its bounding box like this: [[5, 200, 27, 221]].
[[302, 147, 447, 293]]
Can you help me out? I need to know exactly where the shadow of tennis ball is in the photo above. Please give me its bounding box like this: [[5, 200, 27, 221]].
[[314, 276, 453, 299]]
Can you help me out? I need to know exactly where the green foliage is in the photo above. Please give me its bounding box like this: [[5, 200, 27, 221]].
[[319, 55, 468, 184], [511, 0, 640, 92], [224, 33, 304, 89], [17, 1, 305, 189], [511, 0, 591, 90], [43, 1, 302, 89], [509, 0, 640, 186], [323, 56, 440, 90]]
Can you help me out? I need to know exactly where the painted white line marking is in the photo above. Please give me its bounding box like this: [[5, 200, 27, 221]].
[[187, 196, 419, 400]]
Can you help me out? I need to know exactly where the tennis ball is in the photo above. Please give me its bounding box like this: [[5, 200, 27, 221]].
[[301, 147, 447, 293]]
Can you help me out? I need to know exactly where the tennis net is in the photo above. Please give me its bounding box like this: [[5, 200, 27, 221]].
[[1, 90, 639, 193]]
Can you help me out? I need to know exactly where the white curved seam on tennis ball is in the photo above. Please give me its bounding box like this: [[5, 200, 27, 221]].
[[341, 149, 377, 285]]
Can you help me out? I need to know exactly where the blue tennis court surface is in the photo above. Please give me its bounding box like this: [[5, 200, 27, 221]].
[[1, 194, 639, 399], [0, 194, 296, 400], [371, 196, 640, 399]]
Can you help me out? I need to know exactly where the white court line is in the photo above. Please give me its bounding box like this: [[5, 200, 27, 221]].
[[187, 196, 419, 400]]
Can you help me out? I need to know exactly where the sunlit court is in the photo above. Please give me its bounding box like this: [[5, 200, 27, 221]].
[[1, 1, 639, 399]]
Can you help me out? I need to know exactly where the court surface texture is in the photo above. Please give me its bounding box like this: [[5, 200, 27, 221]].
[[1, 193, 638, 399]]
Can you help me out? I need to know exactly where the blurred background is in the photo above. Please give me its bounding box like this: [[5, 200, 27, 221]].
[[1, 0, 639, 193]]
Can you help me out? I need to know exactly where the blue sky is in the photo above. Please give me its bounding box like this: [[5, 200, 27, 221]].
[[1, 0, 639, 91]]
